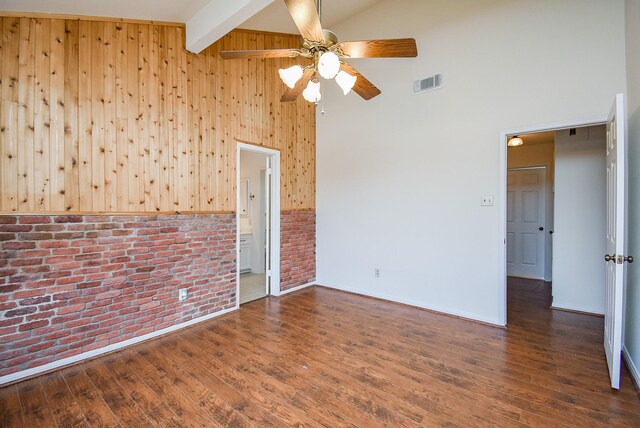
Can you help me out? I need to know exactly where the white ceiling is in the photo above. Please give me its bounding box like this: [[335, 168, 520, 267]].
[[0, 0, 210, 23], [238, 0, 383, 34], [0, 0, 383, 34]]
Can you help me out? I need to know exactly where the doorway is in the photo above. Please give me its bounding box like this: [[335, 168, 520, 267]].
[[504, 125, 608, 320], [237, 143, 281, 306]]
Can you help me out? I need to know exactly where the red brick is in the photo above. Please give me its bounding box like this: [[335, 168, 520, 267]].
[[0, 216, 17, 224], [19, 296, 51, 306], [18, 216, 50, 224], [39, 240, 70, 249], [0, 331, 30, 343], [26, 310, 55, 321], [3, 241, 36, 250], [34, 224, 65, 232], [56, 304, 86, 315], [10, 258, 42, 267], [18, 320, 49, 331], [0, 225, 33, 232], [54, 216, 83, 223]]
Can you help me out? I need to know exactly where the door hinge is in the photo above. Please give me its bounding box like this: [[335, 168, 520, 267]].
[[266, 168, 272, 176]]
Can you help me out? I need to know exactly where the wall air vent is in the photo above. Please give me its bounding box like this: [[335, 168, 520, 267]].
[[413, 73, 443, 95]]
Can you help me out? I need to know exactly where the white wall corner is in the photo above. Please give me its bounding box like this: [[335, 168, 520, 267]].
[[186, 0, 274, 54]]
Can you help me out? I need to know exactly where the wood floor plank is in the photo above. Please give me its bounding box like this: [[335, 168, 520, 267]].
[[0, 384, 24, 428], [168, 337, 353, 427], [102, 356, 185, 428], [184, 324, 392, 428], [135, 346, 251, 427], [16, 377, 57, 428], [39, 371, 89, 428], [158, 337, 313, 427], [1, 279, 639, 427], [189, 318, 456, 427], [119, 348, 221, 428], [81, 361, 154, 427], [61, 365, 120, 428]]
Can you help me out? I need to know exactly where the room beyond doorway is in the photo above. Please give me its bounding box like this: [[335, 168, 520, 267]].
[[503, 123, 608, 321], [237, 143, 281, 306]]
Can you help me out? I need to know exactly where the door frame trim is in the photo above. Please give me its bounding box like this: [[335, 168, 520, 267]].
[[236, 142, 282, 309], [498, 115, 607, 326]]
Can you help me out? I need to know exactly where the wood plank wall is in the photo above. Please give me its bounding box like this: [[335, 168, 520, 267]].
[[0, 16, 316, 213]]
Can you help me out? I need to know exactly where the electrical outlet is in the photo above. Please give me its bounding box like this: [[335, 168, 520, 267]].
[[481, 195, 494, 206], [178, 288, 188, 302], [374, 268, 381, 278]]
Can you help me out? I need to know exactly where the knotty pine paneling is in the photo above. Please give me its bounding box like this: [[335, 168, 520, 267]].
[[0, 16, 316, 213]]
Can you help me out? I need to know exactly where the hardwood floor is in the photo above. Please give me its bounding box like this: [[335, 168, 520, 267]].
[[1, 278, 639, 427]]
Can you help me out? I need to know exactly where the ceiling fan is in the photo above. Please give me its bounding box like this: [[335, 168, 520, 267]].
[[220, 0, 418, 103]]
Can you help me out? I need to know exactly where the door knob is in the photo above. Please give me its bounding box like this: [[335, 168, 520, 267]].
[[538, 227, 544, 231], [604, 254, 615, 262], [625, 256, 634, 263]]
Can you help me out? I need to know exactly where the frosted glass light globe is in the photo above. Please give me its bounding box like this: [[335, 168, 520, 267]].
[[335, 70, 357, 95], [302, 80, 322, 103], [278, 65, 303, 89], [318, 51, 340, 79]]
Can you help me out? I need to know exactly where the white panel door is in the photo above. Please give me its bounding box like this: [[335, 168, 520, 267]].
[[604, 93, 628, 390], [507, 168, 546, 279]]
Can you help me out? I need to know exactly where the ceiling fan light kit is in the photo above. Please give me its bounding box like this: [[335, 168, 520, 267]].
[[220, 0, 418, 103]]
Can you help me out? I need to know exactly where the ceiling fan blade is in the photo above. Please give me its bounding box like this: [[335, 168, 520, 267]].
[[281, 68, 314, 102], [220, 49, 300, 59], [340, 62, 381, 100], [339, 38, 417, 58], [284, 0, 324, 42]]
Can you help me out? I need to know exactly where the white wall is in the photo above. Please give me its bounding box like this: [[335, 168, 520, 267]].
[[552, 127, 606, 314], [316, 0, 626, 325], [507, 141, 555, 281], [240, 150, 267, 273], [624, 0, 640, 384]]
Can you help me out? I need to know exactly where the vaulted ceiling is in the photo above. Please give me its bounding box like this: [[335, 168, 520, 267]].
[[0, 0, 383, 52]]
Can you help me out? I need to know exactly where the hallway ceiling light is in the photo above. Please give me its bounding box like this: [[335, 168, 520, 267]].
[[508, 136, 524, 147]]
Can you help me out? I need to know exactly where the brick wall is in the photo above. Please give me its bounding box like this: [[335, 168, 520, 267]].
[[280, 210, 316, 291], [0, 214, 236, 377]]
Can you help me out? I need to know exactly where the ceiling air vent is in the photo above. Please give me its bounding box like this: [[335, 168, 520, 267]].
[[413, 73, 443, 95]]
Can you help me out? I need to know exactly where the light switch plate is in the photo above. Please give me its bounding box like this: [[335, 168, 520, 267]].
[[481, 195, 494, 206]]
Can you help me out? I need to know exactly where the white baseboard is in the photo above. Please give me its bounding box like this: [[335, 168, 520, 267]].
[[316, 283, 503, 327], [551, 303, 604, 316], [279, 281, 315, 296], [623, 346, 640, 390], [0, 305, 237, 387]]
